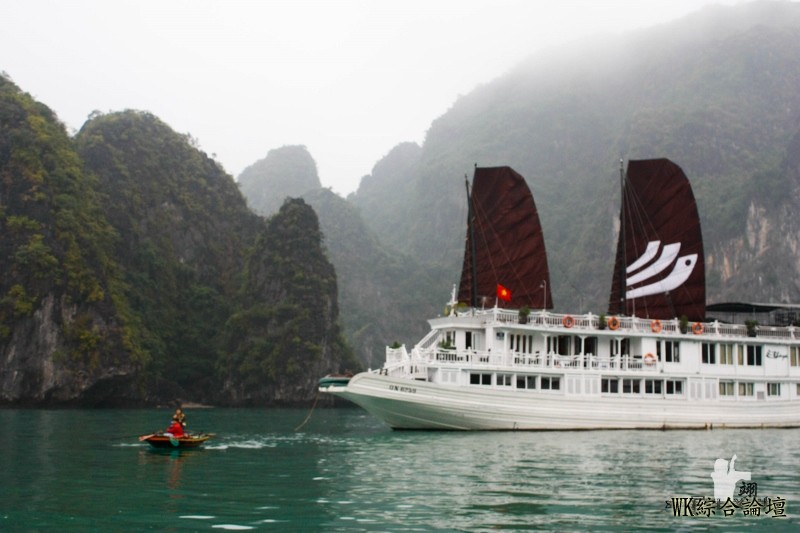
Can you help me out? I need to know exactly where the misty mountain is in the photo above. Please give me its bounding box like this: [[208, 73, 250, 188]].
[[350, 0, 800, 313], [238, 145, 322, 217], [237, 146, 449, 369]]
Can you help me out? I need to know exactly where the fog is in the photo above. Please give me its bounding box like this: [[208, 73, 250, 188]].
[[1, 0, 744, 195]]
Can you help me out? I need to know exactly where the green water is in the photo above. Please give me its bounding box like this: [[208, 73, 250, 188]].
[[0, 407, 797, 531]]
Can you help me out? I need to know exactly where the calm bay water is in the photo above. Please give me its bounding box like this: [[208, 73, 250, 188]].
[[0, 407, 797, 532]]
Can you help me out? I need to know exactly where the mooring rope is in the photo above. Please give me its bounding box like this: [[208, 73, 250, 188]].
[[294, 390, 320, 432]]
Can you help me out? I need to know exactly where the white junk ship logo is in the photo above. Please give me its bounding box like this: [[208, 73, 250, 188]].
[[626, 240, 697, 299]]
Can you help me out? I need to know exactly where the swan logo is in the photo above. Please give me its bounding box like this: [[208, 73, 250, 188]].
[[626, 240, 696, 299], [711, 455, 751, 501]]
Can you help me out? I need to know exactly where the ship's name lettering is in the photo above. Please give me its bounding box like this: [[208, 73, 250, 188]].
[[765, 350, 787, 359], [389, 385, 417, 394]]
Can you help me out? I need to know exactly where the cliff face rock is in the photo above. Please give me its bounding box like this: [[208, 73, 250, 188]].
[[75, 111, 354, 406], [1, 83, 353, 406], [238, 147, 448, 370], [348, 142, 422, 252], [706, 129, 800, 303], [219, 198, 357, 404], [75, 110, 266, 404], [0, 77, 143, 405], [303, 185, 450, 369]]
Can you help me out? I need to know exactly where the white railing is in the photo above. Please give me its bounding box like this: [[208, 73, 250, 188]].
[[464, 308, 797, 341], [413, 347, 657, 373]]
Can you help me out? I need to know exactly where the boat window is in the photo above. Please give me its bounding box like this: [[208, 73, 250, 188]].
[[497, 374, 513, 387], [719, 381, 735, 396], [791, 347, 799, 367], [622, 378, 640, 394], [665, 380, 684, 395], [557, 335, 571, 356], [465, 332, 473, 349], [719, 344, 734, 365], [701, 343, 716, 364], [601, 378, 618, 393], [745, 345, 762, 366], [738, 382, 754, 397], [470, 373, 492, 386], [644, 379, 663, 394], [516, 375, 537, 389], [584, 337, 598, 356], [768, 383, 781, 397], [658, 341, 680, 363], [541, 376, 560, 390]]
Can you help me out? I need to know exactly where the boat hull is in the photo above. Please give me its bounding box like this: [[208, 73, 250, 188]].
[[142, 434, 211, 448], [325, 372, 800, 431]]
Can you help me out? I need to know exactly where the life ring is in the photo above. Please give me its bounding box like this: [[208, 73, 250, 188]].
[[692, 322, 704, 335], [644, 353, 657, 365], [608, 316, 620, 330], [562, 315, 575, 328], [651, 319, 662, 333]]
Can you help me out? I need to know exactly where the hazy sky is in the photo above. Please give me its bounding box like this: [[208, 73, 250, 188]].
[[2, 0, 745, 195]]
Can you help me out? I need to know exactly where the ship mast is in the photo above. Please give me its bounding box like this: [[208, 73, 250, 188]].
[[618, 158, 626, 315], [465, 172, 478, 308]]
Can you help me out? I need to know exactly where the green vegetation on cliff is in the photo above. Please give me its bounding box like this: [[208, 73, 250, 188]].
[[0, 76, 145, 403], [1, 88, 353, 406], [219, 198, 356, 403]]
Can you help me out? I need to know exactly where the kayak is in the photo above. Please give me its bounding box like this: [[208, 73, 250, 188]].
[[139, 433, 212, 449]]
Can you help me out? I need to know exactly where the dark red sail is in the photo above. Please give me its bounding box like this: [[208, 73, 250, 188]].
[[608, 159, 705, 320], [458, 166, 552, 309]]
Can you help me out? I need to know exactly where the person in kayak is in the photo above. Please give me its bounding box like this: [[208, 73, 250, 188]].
[[165, 418, 185, 437], [172, 407, 187, 428]]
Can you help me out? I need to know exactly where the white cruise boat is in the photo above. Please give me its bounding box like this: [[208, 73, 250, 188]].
[[320, 161, 800, 430]]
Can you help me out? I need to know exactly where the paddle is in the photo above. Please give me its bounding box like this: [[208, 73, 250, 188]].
[[138, 433, 156, 442]]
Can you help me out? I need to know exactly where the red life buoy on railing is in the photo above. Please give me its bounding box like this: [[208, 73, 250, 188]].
[[651, 319, 662, 333], [608, 316, 620, 330], [692, 322, 704, 335], [562, 315, 575, 328], [644, 353, 657, 365]]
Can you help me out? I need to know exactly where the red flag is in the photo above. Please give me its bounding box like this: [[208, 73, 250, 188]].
[[497, 284, 512, 301]]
